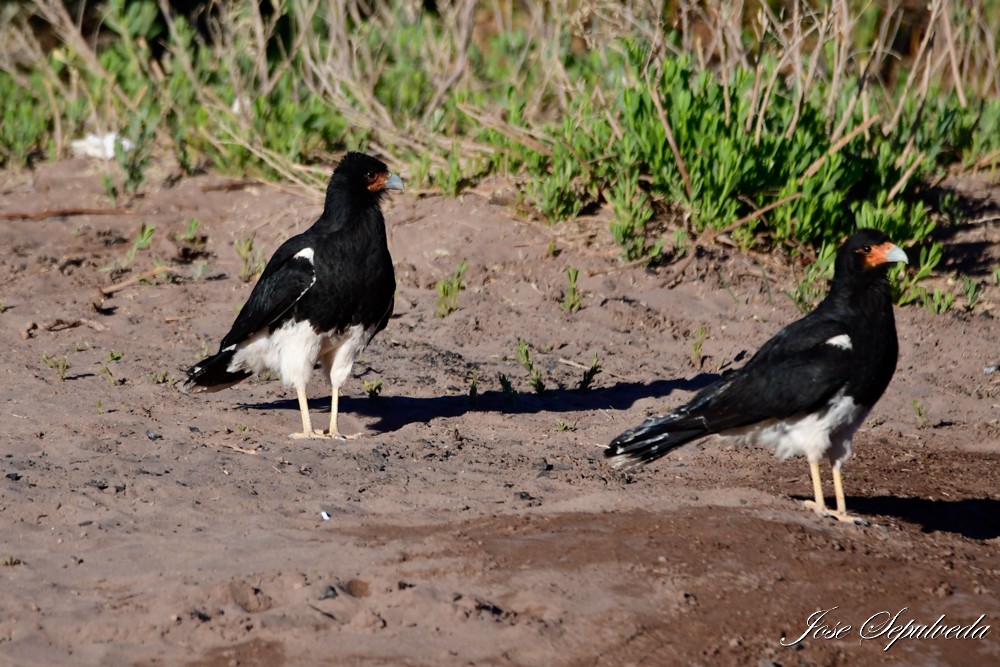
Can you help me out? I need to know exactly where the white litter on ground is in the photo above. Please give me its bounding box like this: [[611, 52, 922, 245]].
[[70, 132, 134, 160]]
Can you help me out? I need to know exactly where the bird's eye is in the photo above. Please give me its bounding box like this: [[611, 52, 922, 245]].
[[365, 171, 376, 182], [861, 244, 872, 253]]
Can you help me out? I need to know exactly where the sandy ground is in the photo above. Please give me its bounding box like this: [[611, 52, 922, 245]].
[[1, 159, 999, 667]]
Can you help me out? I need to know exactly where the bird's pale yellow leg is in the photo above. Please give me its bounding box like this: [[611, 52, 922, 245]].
[[289, 386, 316, 439], [326, 386, 360, 440], [833, 466, 847, 515], [328, 386, 340, 437], [803, 461, 828, 515], [828, 466, 867, 524]]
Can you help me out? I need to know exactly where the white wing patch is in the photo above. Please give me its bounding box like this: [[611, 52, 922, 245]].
[[825, 334, 853, 351], [294, 247, 315, 263]]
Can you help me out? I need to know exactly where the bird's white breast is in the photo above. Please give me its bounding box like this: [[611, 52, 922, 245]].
[[719, 390, 866, 465], [229, 319, 323, 389]]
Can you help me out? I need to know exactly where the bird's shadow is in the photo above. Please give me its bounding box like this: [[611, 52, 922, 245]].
[[239, 373, 721, 433], [848, 495, 1000, 540]]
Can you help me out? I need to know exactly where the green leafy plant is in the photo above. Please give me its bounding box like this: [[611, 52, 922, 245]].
[[97, 351, 125, 386], [497, 372, 515, 402], [235, 233, 266, 283], [561, 266, 582, 313], [920, 288, 955, 316], [125, 223, 156, 265], [962, 277, 981, 311], [787, 243, 838, 313], [435, 260, 468, 318], [41, 353, 69, 381], [556, 420, 577, 432], [363, 379, 383, 398], [115, 108, 157, 197], [0, 0, 997, 293], [102, 173, 119, 206], [577, 353, 602, 391], [913, 399, 927, 429], [149, 370, 172, 384], [467, 370, 479, 403], [179, 218, 203, 244], [690, 326, 708, 368], [515, 338, 546, 395]]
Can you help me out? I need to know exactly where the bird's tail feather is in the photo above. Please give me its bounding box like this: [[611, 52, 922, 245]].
[[177, 348, 251, 394], [605, 411, 709, 469]]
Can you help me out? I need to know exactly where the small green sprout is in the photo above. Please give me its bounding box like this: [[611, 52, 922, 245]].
[[435, 260, 468, 318], [364, 379, 383, 398], [561, 266, 582, 313]]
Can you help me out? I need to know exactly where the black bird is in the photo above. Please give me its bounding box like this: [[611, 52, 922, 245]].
[[606, 230, 908, 523], [181, 152, 402, 439]]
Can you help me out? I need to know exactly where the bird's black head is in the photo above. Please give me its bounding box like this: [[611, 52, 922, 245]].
[[834, 229, 909, 283], [322, 152, 403, 220]]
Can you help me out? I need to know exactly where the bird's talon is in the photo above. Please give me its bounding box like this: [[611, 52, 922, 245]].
[[803, 500, 867, 525]]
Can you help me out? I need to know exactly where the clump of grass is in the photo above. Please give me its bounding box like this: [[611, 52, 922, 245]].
[[363, 379, 383, 399], [962, 277, 981, 311], [97, 351, 124, 386], [556, 420, 576, 432], [577, 353, 602, 391], [125, 223, 156, 266], [515, 338, 545, 395], [467, 370, 479, 403], [920, 288, 955, 316], [1, 0, 997, 300], [435, 260, 468, 318], [561, 266, 582, 313], [41, 353, 69, 381], [497, 372, 515, 402], [787, 244, 838, 313], [913, 399, 927, 429], [116, 108, 157, 198], [235, 233, 266, 283], [690, 326, 708, 368], [149, 370, 172, 385]]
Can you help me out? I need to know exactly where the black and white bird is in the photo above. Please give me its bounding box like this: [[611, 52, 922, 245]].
[[181, 152, 402, 439], [606, 229, 908, 523]]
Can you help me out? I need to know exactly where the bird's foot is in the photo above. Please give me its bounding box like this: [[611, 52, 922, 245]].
[[803, 500, 869, 526], [290, 429, 340, 440], [289, 429, 359, 441]]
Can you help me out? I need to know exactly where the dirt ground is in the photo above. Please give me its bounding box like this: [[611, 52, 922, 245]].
[[1, 159, 999, 667]]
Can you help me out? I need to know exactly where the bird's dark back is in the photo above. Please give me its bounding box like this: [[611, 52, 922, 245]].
[[294, 206, 395, 335]]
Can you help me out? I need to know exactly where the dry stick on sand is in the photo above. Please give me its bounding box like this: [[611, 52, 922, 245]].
[[1, 207, 136, 221], [100, 266, 171, 296], [662, 193, 803, 285]]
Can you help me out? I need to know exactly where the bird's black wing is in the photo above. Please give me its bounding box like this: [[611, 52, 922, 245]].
[[219, 239, 317, 349], [609, 314, 856, 464], [683, 314, 855, 432]]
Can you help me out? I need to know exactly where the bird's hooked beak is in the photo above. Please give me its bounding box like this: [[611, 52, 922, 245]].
[[367, 172, 405, 193], [384, 173, 404, 192], [880, 243, 910, 264], [864, 241, 908, 268]]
